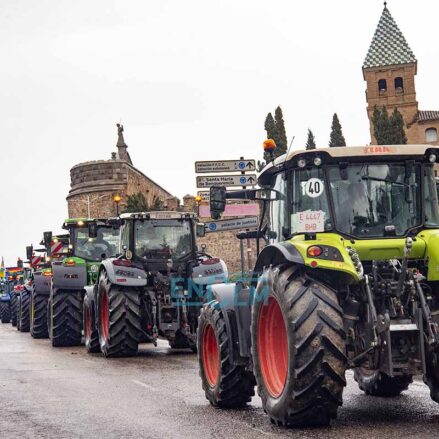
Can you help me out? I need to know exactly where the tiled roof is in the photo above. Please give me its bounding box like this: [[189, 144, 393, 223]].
[[418, 111, 439, 123], [363, 5, 416, 68]]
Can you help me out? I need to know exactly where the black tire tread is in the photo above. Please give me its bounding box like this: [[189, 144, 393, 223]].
[[252, 266, 347, 427], [19, 290, 31, 332], [98, 271, 141, 358], [10, 293, 17, 327], [0, 301, 11, 323], [198, 301, 255, 408], [83, 295, 100, 353], [31, 292, 49, 339], [50, 289, 83, 347]]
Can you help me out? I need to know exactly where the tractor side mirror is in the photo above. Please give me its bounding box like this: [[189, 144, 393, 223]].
[[26, 246, 33, 260], [196, 223, 205, 238], [88, 222, 98, 238], [43, 231, 52, 255], [210, 186, 226, 220]]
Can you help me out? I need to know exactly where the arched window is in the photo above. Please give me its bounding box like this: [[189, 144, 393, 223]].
[[378, 79, 387, 95], [395, 77, 404, 93], [425, 128, 438, 143]]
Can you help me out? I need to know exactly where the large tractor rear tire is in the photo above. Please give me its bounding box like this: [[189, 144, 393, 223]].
[[354, 368, 412, 396], [49, 289, 83, 347], [423, 353, 439, 403], [0, 302, 11, 323], [18, 290, 31, 332], [83, 294, 100, 353], [97, 270, 142, 357], [198, 301, 255, 407], [11, 294, 18, 327], [31, 293, 49, 339], [251, 266, 347, 427]]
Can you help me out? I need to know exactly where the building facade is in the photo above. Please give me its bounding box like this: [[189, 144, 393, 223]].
[[364, 5, 439, 145]]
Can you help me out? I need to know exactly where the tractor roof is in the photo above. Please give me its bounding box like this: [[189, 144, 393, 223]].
[[62, 218, 116, 229], [120, 211, 197, 220], [259, 144, 439, 185]]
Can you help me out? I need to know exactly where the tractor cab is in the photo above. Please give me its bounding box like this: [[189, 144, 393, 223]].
[[62, 218, 120, 262], [119, 211, 206, 273]]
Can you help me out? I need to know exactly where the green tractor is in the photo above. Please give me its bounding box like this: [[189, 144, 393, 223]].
[[47, 218, 119, 347], [198, 144, 439, 427]]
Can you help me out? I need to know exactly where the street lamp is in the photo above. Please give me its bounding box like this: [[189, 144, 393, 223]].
[[113, 194, 122, 216]]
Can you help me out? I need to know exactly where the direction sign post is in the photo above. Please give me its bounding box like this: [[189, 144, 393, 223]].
[[196, 174, 256, 188], [204, 216, 259, 233], [195, 159, 255, 174]]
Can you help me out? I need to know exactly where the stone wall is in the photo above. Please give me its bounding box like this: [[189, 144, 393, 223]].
[[67, 158, 178, 218]]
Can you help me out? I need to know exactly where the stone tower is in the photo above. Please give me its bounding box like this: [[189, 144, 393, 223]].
[[363, 4, 419, 143], [364, 4, 439, 145], [66, 125, 179, 218]]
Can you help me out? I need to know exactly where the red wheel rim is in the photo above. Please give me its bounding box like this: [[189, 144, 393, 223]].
[[202, 324, 219, 387], [258, 296, 288, 398], [100, 290, 109, 341], [85, 304, 92, 342]]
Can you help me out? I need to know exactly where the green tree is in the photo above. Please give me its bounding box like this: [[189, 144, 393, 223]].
[[264, 112, 276, 162], [152, 196, 164, 210], [274, 106, 288, 157], [123, 192, 148, 213], [306, 129, 316, 150], [372, 106, 407, 145], [329, 113, 346, 147], [389, 107, 407, 144]]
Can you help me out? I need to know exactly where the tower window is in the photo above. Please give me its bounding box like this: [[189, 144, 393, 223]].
[[425, 128, 438, 143], [395, 77, 404, 93], [378, 79, 387, 95]]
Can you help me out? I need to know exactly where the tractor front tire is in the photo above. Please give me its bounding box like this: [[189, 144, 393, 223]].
[[0, 302, 11, 323], [31, 293, 49, 339], [97, 270, 142, 358], [198, 301, 255, 408], [354, 368, 412, 397], [423, 353, 439, 403], [251, 266, 347, 427], [83, 294, 100, 353], [11, 294, 18, 327], [19, 290, 31, 332], [49, 289, 83, 347]]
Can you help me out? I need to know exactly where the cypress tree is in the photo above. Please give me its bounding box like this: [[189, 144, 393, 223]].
[[329, 113, 346, 147], [264, 113, 276, 162], [306, 129, 316, 150], [372, 106, 406, 145], [389, 107, 407, 144], [274, 106, 288, 157]]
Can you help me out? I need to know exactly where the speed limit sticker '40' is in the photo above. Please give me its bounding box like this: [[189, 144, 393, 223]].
[[302, 178, 324, 198]]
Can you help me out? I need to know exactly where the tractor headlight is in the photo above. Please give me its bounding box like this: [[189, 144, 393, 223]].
[[297, 159, 307, 168], [429, 153, 437, 163], [313, 157, 322, 166]]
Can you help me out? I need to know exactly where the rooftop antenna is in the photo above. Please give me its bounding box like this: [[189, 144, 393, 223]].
[[279, 135, 295, 168]]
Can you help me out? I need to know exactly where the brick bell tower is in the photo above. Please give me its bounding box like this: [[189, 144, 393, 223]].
[[363, 3, 418, 144]]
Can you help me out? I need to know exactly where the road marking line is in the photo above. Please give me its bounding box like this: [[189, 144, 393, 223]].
[[132, 379, 157, 392]]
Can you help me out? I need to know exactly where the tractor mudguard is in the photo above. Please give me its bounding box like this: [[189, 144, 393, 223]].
[[33, 272, 51, 295], [209, 282, 252, 364], [100, 259, 147, 287], [0, 293, 11, 303], [84, 285, 96, 302], [52, 262, 87, 290], [254, 242, 304, 273]]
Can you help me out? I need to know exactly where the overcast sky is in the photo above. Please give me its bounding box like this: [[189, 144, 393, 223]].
[[1, 0, 439, 265]]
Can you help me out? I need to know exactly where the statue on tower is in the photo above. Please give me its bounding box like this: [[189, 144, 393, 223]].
[[116, 123, 125, 147]]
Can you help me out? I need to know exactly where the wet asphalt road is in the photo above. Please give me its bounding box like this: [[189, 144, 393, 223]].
[[1, 324, 439, 439]]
